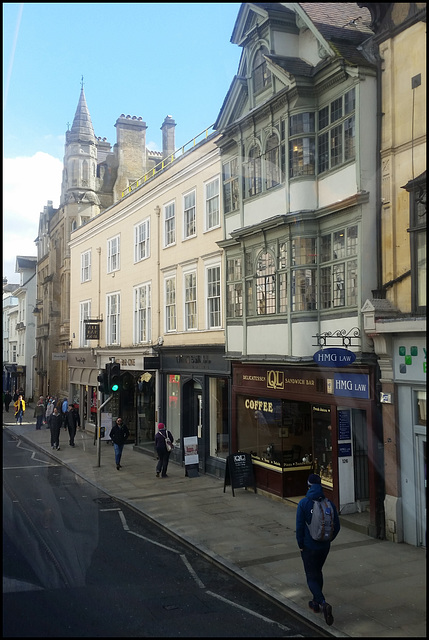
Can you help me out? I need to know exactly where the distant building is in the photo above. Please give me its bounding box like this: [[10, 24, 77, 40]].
[[34, 85, 176, 400]]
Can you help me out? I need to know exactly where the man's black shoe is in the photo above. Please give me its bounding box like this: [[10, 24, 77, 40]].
[[323, 602, 334, 626], [309, 600, 320, 613]]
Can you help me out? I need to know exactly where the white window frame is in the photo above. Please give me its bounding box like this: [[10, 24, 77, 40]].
[[134, 282, 151, 344], [205, 177, 220, 231], [107, 235, 120, 273], [164, 275, 177, 332], [134, 218, 150, 263], [106, 292, 120, 345], [79, 300, 91, 347], [183, 269, 197, 331], [164, 201, 176, 247], [206, 262, 222, 329], [183, 190, 196, 240], [81, 250, 91, 283]]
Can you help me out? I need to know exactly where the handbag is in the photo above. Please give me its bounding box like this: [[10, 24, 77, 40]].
[[163, 431, 173, 452]]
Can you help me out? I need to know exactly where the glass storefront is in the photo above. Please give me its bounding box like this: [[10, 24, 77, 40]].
[[209, 376, 229, 459], [136, 372, 155, 446], [166, 374, 181, 446]]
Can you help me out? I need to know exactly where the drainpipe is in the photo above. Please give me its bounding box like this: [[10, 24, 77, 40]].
[[374, 46, 383, 298]]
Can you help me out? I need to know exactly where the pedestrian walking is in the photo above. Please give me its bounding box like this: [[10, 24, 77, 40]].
[[110, 417, 129, 470], [296, 473, 340, 626], [61, 397, 69, 430], [34, 396, 45, 430], [4, 391, 12, 412], [72, 404, 81, 431], [65, 405, 78, 447], [45, 397, 55, 429], [50, 407, 62, 450], [14, 395, 26, 424], [155, 423, 174, 478]]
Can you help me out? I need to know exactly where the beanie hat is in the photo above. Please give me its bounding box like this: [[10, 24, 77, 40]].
[[307, 473, 321, 486], [158, 423, 165, 430]]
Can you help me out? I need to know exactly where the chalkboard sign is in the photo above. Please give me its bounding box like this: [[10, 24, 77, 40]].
[[224, 453, 256, 497]]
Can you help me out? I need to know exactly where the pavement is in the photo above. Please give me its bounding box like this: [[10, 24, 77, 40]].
[[3, 406, 426, 637]]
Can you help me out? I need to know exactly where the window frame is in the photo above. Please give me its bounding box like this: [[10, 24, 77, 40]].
[[164, 201, 176, 248], [79, 300, 91, 347], [184, 270, 197, 331], [205, 177, 220, 231], [107, 235, 120, 273], [183, 190, 196, 240], [206, 263, 222, 329], [164, 275, 177, 332], [222, 157, 239, 214], [81, 249, 91, 283], [317, 88, 356, 175], [106, 292, 120, 346], [134, 282, 151, 344], [134, 218, 150, 263]]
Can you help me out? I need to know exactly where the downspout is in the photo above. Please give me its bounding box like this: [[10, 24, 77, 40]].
[[374, 46, 383, 297]]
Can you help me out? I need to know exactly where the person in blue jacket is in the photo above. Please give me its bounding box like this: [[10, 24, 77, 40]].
[[296, 473, 340, 626]]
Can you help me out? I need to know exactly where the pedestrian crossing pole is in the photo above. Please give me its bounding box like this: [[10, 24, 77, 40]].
[[96, 395, 112, 467]]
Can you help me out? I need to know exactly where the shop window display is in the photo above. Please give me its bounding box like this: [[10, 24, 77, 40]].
[[236, 396, 312, 468], [312, 405, 333, 488]]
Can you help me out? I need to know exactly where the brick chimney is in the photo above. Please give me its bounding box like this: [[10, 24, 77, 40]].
[[161, 115, 176, 160]]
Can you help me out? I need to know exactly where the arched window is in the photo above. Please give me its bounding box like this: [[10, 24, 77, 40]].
[[256, 250, 276, 315], [253, 47, 271, 94], [265, 133, 281, 189], [246, 143, 262, 198]]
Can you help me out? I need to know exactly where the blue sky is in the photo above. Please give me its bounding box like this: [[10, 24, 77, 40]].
[[3, 2, 242, 283]]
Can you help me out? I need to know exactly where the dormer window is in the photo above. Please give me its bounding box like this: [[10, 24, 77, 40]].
[[253, 47, 271, 94]]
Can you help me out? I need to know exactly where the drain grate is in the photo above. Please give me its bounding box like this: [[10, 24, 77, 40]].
[[93, 497, 117, 505]]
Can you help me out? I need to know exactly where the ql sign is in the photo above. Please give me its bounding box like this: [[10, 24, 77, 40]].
[[313, 348, 356, 367]]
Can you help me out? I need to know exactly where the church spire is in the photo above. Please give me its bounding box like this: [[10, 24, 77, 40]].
[[68, 84, 95, 143]]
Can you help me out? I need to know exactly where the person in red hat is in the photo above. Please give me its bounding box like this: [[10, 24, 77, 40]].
[[154, 423, 174, 478]]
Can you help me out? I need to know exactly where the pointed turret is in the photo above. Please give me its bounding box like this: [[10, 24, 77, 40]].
[[60, 84, 100, 217], [67, 86, 96, 144]]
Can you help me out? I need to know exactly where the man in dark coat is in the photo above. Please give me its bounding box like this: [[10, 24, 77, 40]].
[[50, 407, 63, 451], [65, 405, 78, 447], [296, 473, 340, 626], [154, 423, 174, 478], [110, 418, 130, 470], [4, 391, 12, 412]]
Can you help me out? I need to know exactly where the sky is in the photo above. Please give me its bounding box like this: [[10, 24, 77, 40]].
[[3, 2, 243, 285]]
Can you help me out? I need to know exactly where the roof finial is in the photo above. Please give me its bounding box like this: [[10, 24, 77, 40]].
[[81, 75, 84, 90]]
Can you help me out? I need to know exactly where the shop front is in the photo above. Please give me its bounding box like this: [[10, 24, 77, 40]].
[[160, 346, 231, 479], [232, 362, 383, 535], [68, 350, 158, 443]]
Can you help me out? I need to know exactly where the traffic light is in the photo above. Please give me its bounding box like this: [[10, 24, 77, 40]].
[[97, 369, 108, 394], [108, 362, 121, 392]]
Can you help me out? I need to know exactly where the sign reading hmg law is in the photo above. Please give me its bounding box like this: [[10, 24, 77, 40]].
[[334, 373, 370, 399], [313, 348, 356, 367]]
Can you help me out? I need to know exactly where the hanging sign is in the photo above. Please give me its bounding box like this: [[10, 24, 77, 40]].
[[313, 347, 356, 367]]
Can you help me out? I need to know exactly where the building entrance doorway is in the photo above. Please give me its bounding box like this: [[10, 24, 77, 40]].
[[182, 379, 203, 467]]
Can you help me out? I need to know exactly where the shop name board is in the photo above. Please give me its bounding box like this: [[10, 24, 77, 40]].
[[244, 398, 274, 413], [313, 348, 356, 367], [266, 370, 315, 389], [332, 373, 369, 399]]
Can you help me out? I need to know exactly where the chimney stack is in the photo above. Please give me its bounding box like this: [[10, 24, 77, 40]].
[[161, 115, 176, 160]]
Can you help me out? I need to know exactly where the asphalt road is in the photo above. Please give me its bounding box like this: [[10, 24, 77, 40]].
[[3, 430, 327, 637]]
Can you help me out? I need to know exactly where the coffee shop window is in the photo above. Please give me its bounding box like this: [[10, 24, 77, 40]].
[[236, 396, 312, 467]]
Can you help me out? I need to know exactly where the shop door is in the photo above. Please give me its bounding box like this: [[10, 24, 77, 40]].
[[182, 379, 203, 466], [352, 409, 369, 501], [416, 434, 426, 547]]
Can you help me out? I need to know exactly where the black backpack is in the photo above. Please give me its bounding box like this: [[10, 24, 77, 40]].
[[307, 497, 335, 542]]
